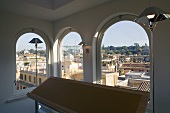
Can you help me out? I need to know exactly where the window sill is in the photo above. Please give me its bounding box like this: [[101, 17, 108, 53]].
[[6, 94, 28, 103], [8, 87, 36, 103]]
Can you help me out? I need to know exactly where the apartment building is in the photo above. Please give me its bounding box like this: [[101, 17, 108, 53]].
[[120, 62, 150, 74], [16, 70, 47, 90]]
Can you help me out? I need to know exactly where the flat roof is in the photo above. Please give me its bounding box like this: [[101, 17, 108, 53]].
[[126, 72, 143, 76]]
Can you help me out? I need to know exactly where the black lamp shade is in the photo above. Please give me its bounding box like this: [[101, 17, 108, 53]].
[[78, 42, 87, 46], [29, 38, 43, 44]]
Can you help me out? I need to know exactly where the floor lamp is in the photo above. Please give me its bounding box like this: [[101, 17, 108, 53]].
[[29, 38, 43, 113], [135, 6, 170, 112]]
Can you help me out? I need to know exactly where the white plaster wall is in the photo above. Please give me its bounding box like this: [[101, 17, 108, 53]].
[[0, 11, 53, 113], [54, 0, 150, 41], [154, 20, 170, 113]]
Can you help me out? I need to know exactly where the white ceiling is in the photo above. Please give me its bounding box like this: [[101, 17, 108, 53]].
[[0, 0, 112, 21]]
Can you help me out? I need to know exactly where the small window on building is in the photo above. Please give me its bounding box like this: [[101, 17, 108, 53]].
[[20, 85, 22, 90], [29, 76, 31, 82], [24, 75, 26, 81], [20, 74, 23, 80], [34, 77, 36, 84], [39, 78, 42, 85]]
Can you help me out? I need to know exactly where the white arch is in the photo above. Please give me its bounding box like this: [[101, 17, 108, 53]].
[[13, 27, 51, 95], [92, 12, 150, 84], [53, 27, 83, 78]]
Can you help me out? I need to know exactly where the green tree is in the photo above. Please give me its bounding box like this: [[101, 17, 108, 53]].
[[102, 44, 105, 49], [107, 50, 114, 55], [127, 51, 132, 55], [38, 50, 46, 56], [121, 49, 126, 55], [122, 46, 128, 51], [138, 48, 142, 52], [134, 43, 139, 52], [101, 50, 105, 54], [29, 49, 35, 54], [115, 50, 120, 54], [119, 68, 124, 76]]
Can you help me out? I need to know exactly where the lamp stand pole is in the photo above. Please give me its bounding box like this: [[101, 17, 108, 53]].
[[149, 21, 155, 113], [35, 42, 38, 113], [29, 38, 43, 113], [35, 42, 38, 87]]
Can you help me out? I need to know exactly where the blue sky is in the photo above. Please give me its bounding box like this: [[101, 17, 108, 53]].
[[102, 20, 149, 47], [16, 20, 149, 51], [16, 33, 46, 51], [62, 32, 82, 46]]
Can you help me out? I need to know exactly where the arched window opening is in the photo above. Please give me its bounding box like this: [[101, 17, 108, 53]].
[[16, 33, 47, 90], [61, 32, 83, 81], [100, 20, 150, 88]]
